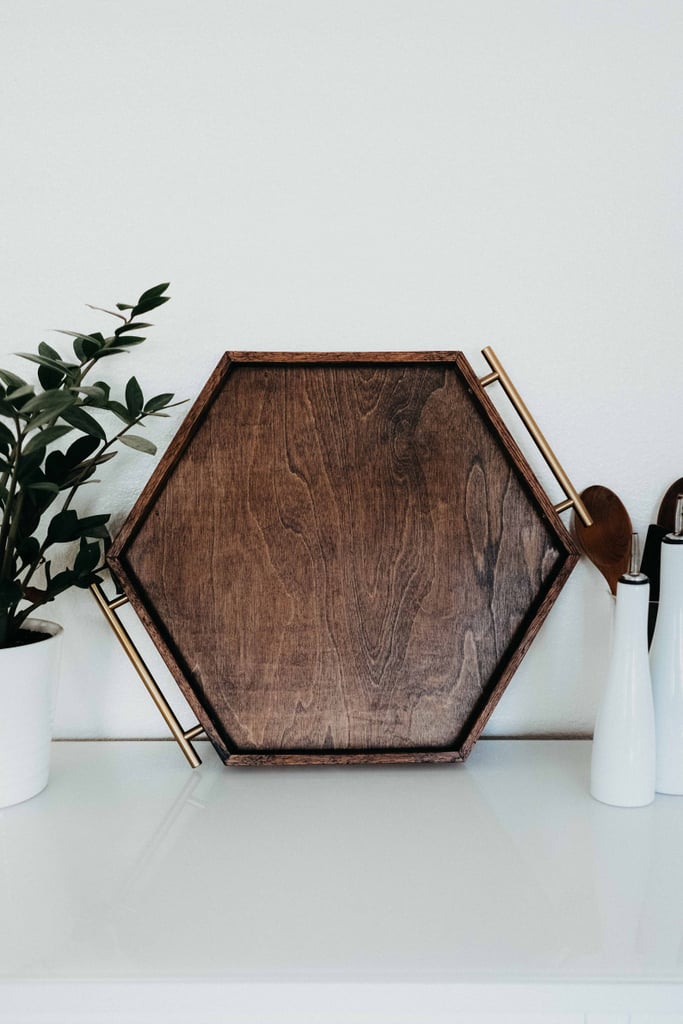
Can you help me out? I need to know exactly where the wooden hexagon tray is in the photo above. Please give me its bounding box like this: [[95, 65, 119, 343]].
[[107, 352, 580, 766]]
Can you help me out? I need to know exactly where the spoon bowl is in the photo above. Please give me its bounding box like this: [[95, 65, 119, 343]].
[[657, 477, 683, 532], [572, 485, 633, 595]]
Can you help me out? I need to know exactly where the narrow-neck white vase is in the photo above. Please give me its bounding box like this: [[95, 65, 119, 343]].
[[650, 533, 683, 795], [590, 570, 655, 808]]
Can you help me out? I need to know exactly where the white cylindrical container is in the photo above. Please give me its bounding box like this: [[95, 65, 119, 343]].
[[0, 619, 63, 809], [590, 568, 655, 808], [650, 530, 683, 795]]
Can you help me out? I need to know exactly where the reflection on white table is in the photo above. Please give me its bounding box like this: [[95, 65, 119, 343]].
[[0, 739, 682, 1023]]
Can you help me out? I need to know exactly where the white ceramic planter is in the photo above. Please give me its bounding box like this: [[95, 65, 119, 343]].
[[0, 619, 63, 809]]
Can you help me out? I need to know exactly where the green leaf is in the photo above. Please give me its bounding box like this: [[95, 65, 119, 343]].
[[19, 472, 59, 525], [27, 401, 78, 432], [38, 363, 65, 390], [115, 303, 135, 311], [133, 295, 170, 317], [7, 384, 35, 401], [17, 536, 41, 565], [39, 341, 63, 361], [46, 509, 109, 544], [88, 347, 130, 359], [115, 321, 152, 335], [143, 393, 174, 413], [55, 329, 104, 345], [125, 376, 143, 418], [17, 450, 45, 481], [23, 425, 73, 455], [65, 435, 100, 464], [71, 333, 105, 362], [105, 400, 132, 424], [73, 537, 102, 578], [132, 284, 170, 317], [115, 335, 146, 347], [45, 434, 100, 486], [22, 389, 75, 415], [69, 385, 108, 406], [76, 514, 110, 538], [0, 422, 14, 448], [119, 434, 157, 455], [139, 283, 169, 300], [82, 335, 104, 358], [0, 369, 28, 390], [83, 450, 116, 470], [19, 352, 79, 377], [43, 452, 66, 484], [0, 580, 22, 611], [60, 405, 107, 441], [25, 480, 60, 495], [58, 451, 115, 489], [44, 568, 75, 597]]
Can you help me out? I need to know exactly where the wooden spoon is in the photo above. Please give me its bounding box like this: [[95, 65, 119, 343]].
[[657, 477, 683, 531], [572, 485, 633, 595], [640, 477, 683, 638]]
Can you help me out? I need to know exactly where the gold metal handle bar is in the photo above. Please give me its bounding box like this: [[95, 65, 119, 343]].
[[90, 582, 202, 768], [184, 724, 206, 741], [479, 346, 592, 527]]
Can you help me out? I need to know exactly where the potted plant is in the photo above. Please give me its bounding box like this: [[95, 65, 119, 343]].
[[0, 283, 182, 808]]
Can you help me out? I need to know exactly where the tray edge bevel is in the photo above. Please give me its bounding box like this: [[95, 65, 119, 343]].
[[455, 546, 580, 760], [108, 351, 236, 761], [228, 351, 461, 363], [222, 749, 466, 766], [451, 352, 580, 758]]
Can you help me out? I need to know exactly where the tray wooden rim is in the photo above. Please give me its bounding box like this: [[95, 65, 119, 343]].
[[108, 351, 578, 766]]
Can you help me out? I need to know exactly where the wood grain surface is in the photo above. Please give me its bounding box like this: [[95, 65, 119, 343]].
[[111, 355, 575, 763]]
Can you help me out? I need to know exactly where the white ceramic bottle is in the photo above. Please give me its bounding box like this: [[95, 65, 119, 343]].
[[590, 533, 655, 807], [650, 495, 683, 795]]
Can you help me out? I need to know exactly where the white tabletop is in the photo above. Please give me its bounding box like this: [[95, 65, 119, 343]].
[[1, 739, 682, 1023]]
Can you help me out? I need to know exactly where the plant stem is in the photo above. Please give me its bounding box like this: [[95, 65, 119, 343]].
[[1, 490, 23, 579], [0, 419, 23, 580]]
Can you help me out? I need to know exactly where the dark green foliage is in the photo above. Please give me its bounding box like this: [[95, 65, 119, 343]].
[[0, 283, 182, 647]]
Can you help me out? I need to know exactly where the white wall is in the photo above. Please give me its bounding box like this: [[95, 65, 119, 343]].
[[1, 0, 681, 740]]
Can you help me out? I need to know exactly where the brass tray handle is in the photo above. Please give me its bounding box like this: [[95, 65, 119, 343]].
[[90, 581, 204, 768], [479, 346, 593, 528]]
